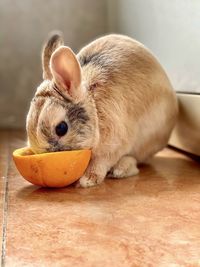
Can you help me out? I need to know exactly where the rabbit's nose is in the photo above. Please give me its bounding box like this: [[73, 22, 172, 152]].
[[48, 139, 61, 152], [48, 139, 59, 146]]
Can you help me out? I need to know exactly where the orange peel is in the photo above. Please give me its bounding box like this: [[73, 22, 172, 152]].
[[13, 147, 91, 187]]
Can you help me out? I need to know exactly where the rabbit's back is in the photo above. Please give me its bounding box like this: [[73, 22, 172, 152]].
[[78, 34, 170, 92], [77, 34, 178, 162]]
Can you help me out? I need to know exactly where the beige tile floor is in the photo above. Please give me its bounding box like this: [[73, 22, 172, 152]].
[[1, 130, 200, 266]]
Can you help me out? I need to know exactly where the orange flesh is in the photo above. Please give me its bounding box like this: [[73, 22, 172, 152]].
[[13, 147, 91, 187]]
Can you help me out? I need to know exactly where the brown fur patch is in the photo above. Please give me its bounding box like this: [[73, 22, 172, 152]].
[[68, 104, 89, 125]]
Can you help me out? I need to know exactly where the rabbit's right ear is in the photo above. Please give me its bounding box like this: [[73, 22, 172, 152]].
[[42, 32, 64, 80]]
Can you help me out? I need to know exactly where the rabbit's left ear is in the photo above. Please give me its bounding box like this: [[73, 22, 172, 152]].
[[42, 32, 64, 80], [50, 46, 82, 99]]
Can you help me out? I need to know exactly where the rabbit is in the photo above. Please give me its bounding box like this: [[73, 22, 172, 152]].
[[26, 32, 178, 188]]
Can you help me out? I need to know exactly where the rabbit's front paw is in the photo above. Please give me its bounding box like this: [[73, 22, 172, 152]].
[[77, 173, 104, 188], [108, 156, 139, 178]]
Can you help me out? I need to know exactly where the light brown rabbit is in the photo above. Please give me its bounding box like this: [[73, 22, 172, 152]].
[[26, 32, 178, 187]]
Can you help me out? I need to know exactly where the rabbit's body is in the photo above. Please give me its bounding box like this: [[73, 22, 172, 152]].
[[27, 33, 178, 187]]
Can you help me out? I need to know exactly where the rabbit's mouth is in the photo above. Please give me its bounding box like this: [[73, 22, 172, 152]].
[[46, 138, 86, 152], [45, 138, 72, 152], [47, 145, 73, 152]]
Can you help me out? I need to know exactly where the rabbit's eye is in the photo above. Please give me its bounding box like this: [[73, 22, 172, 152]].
[[55, 121, 68, 137]]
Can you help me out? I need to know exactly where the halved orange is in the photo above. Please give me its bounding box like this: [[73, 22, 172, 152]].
[[13, 147, 91, 187]]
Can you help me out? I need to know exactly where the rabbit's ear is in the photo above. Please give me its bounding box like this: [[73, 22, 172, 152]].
[[50, 46, 82, 99], [42, 32, 64, 80]]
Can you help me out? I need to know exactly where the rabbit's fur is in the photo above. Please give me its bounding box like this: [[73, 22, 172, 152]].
[[26, 33, 178, 187]]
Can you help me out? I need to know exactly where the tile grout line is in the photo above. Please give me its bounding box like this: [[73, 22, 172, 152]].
[[1, 135, 11, 267]]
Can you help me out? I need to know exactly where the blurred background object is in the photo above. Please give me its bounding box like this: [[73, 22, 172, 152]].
[[0, 1, 200, 143], [169, 93, 200, 156]]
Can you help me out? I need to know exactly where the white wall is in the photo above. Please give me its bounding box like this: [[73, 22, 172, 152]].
[[108, 0, 200, 93]]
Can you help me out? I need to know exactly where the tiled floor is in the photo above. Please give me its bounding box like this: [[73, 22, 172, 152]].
[[1, 130, 200, 267]]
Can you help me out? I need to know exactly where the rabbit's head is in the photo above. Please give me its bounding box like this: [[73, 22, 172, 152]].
[[26, 33, 99, 153]]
